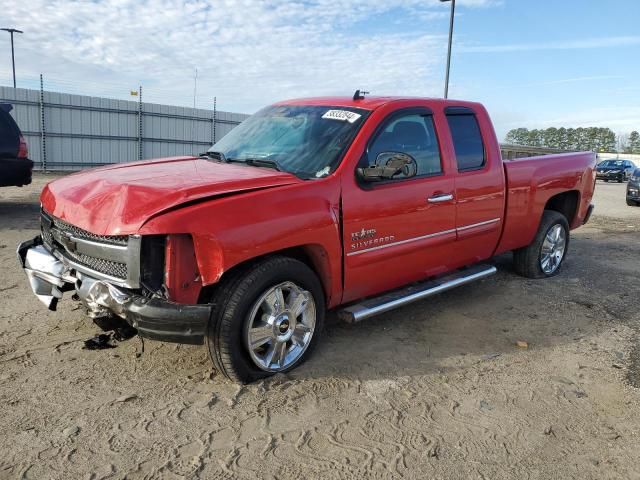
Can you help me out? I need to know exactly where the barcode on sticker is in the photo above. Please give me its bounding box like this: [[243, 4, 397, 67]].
[[322, 110, 362, 123]]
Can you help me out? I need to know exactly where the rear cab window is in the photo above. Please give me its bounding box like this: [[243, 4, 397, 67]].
[[445, 108, 485, 172]]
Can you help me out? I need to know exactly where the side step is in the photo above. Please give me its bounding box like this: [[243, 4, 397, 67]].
[[338, 264, 497, 323]]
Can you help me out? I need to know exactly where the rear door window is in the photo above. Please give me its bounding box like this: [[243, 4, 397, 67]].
[[446, 113, 485, 171]]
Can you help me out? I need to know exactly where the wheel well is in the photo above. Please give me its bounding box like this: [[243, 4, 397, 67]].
[[544, 190, 579, 225], [197, 245, 333, 306]]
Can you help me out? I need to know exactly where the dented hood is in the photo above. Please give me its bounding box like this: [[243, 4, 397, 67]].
[[41, 156, 301, 235]]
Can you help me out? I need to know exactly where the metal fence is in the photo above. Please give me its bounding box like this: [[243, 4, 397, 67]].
[[0, 83, 249, 171]]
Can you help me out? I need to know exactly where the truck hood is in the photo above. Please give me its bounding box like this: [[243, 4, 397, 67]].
[[41, 156, 302, 235]]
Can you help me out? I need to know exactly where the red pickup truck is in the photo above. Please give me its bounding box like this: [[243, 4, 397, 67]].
[[18, 95, 596, 383]]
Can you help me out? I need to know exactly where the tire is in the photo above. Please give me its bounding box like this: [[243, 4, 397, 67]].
[[207, 256, 325, 383], [513, 210, 570, 279], [617, 177, 623, 183], [603, 179, 608, 182], [628, 199, 639, 207]]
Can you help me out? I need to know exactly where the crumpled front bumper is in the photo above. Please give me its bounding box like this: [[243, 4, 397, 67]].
[[17, 236, 210, 345]]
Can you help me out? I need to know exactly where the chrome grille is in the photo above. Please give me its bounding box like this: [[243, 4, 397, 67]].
[[47, 215, 128, 246], [65, 251, 128, 280], [41, 210, 132, 282]]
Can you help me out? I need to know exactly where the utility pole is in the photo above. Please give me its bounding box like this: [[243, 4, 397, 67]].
[[138, 85, 143, 160], [193, 68, 198, 109], [439, 0, 455, 98], [1, 28, 23, 88], [213, 96, 217, 144]]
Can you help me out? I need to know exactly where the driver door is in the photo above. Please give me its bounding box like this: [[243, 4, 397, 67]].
[[341, 108, 457, 303]]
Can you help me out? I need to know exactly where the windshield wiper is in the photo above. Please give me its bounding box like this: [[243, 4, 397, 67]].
[[229, 157, 283, 172], [200, 151, 227, 162]]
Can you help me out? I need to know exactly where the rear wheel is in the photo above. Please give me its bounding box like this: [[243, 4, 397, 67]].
[[513, 210, 569, 279], [207, 256, 325, 383]]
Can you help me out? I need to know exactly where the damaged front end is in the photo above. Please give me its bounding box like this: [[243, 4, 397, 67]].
[[17, 233, 211, 345], [18, 237, 76, 310]]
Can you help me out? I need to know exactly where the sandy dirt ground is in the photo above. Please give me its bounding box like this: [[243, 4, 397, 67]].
[[1, 175, 639, 479]]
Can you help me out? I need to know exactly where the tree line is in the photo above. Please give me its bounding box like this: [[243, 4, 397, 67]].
[[505, 127, 640, 154]]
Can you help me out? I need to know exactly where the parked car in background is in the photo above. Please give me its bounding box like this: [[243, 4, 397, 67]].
[[0, 103, 33, 187], [596, 159, 636, 182], [627, 168, 640, 206]]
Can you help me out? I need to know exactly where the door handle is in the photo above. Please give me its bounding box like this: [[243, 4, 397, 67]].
[[427, 193, 454, 203]]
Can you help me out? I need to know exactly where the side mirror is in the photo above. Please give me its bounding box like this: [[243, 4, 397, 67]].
[[357, 152, 418, 181]]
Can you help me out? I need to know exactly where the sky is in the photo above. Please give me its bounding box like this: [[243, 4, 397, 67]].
[[1, 0, 639, 140]]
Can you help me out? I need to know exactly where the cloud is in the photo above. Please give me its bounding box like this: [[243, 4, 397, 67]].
[[0, 0, 500, 112], [459, 35, 640, 53]]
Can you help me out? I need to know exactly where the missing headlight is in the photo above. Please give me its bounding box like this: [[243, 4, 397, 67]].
[[141, 235, 166, 294]]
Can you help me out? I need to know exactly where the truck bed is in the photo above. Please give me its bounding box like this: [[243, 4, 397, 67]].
[[495, 151, 596, 255]]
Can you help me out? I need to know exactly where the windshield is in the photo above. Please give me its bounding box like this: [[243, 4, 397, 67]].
[[208, 105, 369, 179], [599, 160, 624, 168]]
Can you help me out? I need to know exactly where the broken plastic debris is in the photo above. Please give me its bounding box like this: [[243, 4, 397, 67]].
[[83, 334, 116, 350], [83, 325, 137, 351], [113, 325, 137, 341]]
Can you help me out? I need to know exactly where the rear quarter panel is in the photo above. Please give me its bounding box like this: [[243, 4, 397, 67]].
[[495, 151, 596, 254]]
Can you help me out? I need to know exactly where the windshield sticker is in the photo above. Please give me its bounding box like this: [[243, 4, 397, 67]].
[[322, 110, 362, 123], [315, 166, 330, 178]]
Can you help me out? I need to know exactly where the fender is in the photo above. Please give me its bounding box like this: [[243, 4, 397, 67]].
[[139, 175, 344, 307]]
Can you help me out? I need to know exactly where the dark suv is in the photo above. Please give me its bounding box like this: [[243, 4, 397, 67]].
[[596, 159, 636, 183], [0, 103, 33, 187], [627, 168, 640, 206]]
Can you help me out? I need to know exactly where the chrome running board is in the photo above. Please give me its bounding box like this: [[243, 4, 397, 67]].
[[338, 264, 497, 323]]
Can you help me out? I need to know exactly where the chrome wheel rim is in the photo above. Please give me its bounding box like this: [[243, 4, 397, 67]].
[[244, 281, 316, 372], [540, 224, 566, 274]]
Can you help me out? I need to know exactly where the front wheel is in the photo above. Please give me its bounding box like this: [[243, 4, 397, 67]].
[[207, 256, 325, 383], [513, 210, 569, 279], [628, 199, 639, 207]]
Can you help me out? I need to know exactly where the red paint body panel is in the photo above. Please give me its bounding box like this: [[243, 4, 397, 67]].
[[339, 100, 459, 302], [40, 156, 301, 235], [494, 152, 596, 255], [165, 234, 202, 304], [448, 103, 506, 266], [139, 176, 344, 306], [39, 96, 596, 310]]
